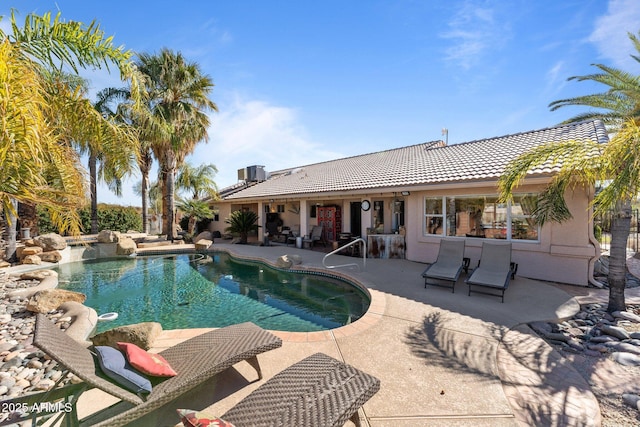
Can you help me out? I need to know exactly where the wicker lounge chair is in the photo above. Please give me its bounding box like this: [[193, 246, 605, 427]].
[[8, 314, 282, 427], [421, 239, 469, 293], [465, 242, 518, 303], [221, 352, 380, 427]]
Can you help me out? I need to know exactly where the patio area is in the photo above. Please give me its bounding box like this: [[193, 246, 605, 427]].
[[73, 243, 634, 426]]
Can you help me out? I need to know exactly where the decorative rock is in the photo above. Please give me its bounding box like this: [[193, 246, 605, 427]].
[[275, 254, 303, 269], [116, 237, 137, 256], [194, 231, 213, 243], [0, 385, 7, 396], [22, 255, 42, 265], [276, 255, 293, 269], [97, 230, 121, 243], [622, 393, 640, 411], [631, 332, 640, 340], [91, 322, 162, 350], [39, 251, 62, 263], [605, 341, 640, 355], [195, 239, 213, 250], [34, 233, 67, 251], [613, 310, 640, 323], [26, 289, 86, 314], [19, 270, 57, 282], [19, 246, 43, 258], [58, 302, 97, 344], [0, 314, 11, 325], [612, 352, 640, 366], [589, 335, 618, 343], [600, 324, 631, 340]]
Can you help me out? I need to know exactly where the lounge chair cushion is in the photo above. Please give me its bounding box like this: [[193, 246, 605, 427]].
[[95, 346, 152, 394], [118, 342, 177, 377], [177, 409, 235, 427]]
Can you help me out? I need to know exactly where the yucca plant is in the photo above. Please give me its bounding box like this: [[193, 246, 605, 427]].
[[225, 210, 259, 244]]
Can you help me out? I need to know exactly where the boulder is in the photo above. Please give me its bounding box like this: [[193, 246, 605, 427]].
[[91, 322, 162, 350], [275, 254, 302, 269], [39, 251, 62, 263], [26, 289, 86, 313], [19, 270, 57, 281], [194, 231, 213, 243], [195, 239, 213, 250], [34, 233, 67, 251], [613, 311, 640, 323], [116, 237, 137, 256], [8, 271, 58, 299], [612, 352, 640, 367], [600, 324, 631, 340], [19, 246, 43, 258], [97, 230, 121, 243], [22, 255, 42, 265], [59, 302, 98, 345], [0, 260, 10, 269]]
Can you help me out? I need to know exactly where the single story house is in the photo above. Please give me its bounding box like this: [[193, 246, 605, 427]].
[[208, 119, 608, 286]]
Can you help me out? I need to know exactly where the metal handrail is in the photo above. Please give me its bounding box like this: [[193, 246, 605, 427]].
[[322, 238, 366, 271]]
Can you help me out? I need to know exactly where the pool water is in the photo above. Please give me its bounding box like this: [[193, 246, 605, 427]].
[[55, 253, 370, 332]]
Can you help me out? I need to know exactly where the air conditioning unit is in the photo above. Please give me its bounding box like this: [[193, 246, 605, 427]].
[[238, 165, 266, 182]]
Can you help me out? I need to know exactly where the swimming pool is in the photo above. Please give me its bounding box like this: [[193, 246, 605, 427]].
[[55, 252, 370, 333]]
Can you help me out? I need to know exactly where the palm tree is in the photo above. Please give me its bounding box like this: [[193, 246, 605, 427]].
[[0, 11, 136, 260], [500, 30, 640, 313], [81, 87, 138, 234], [176, 162, 219, 200], [135, 49, 217, 241], [176, 198, 213, 235], [225, 210, 259, 244]]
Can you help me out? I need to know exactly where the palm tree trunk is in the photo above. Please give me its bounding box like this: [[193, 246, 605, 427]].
[[4, 199, 18, 262], [139, 151, 152, 234], [607, 200, 631, 313], [89, 153, 99, 234], [161, 152, 178, 241]]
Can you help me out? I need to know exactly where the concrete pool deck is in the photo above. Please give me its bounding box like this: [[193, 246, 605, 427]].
[[72, 243, 640, 426]]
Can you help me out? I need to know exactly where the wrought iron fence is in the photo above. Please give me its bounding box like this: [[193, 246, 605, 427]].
[[593, 209, 639, 253]]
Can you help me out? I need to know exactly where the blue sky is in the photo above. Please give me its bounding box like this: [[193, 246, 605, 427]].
[[3, 0, 640, 206]]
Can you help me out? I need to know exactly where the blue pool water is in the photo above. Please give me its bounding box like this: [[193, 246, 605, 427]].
[[54, 253, 370, 332]]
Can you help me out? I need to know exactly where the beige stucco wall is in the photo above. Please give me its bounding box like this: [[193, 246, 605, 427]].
[[405, 183, 597, 286], [212, 181, 597, 286]]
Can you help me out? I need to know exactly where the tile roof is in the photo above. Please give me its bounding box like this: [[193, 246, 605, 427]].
[[223, 120, 608, 200]]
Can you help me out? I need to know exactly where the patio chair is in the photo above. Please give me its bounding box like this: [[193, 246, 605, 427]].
[[421, 239, 469, 293], [303, 225, 326, 247], [8, 314, 282, 427], [465, 242, 518, 303], [286, 226, 300, 246], [220, 352, 380, 427]]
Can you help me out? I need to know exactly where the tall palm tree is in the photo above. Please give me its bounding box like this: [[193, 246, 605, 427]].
[[0, 11, 136, 260], [500, 30, 640, 313], [176, 162, 219, 200], [135, 49, 217, 241], [82, 87, 138, 234]]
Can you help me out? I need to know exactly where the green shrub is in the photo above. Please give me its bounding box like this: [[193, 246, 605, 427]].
[[37, 204, 142, 234]]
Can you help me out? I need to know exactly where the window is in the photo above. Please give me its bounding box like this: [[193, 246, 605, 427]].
[[424, 194, 539, 241], [424, 197, 444, 236], [373, 201, 384, 232], [277, 204, 285, 213]]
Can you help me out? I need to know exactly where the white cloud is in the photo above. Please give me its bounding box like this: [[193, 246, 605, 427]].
[[589, 0, 640, 69], [440, 1, 509, 70], [189, 95, 344, 188]]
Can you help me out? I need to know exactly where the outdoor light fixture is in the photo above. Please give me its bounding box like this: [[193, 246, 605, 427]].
[[401, 191, 410, 196]]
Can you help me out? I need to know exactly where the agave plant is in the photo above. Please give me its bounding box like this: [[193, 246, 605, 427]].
[[224, 210, 259, 244]]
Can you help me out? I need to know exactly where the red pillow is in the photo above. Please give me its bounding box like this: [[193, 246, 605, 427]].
[[177, 409, 235, 427], [117, 342, 177, 377]]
